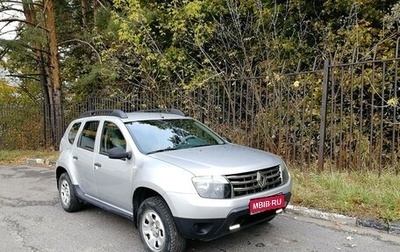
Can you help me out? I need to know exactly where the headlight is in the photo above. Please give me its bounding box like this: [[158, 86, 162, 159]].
[[192, 176, 231, 199], [281, 162, 290, 183]]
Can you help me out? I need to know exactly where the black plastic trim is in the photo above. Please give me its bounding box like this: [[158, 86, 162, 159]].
[[73, 185, 133, 220], [79, 109, 128, 118], [78, 108, 185, 118], [138, 108, 185, 116]]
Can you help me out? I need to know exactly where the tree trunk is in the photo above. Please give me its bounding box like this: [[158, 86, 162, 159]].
[[44, 0, 63, 149], [81, 0, 88, 27], [22, 0, 53, 147]]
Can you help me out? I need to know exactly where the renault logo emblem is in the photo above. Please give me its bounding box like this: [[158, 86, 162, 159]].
[[257, 171, 267, 189]]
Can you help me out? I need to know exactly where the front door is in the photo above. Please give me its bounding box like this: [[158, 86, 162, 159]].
[[93, 121, 134, 212]]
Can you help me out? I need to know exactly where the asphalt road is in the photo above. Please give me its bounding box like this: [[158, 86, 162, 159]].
[[1, 165, 400, 252]]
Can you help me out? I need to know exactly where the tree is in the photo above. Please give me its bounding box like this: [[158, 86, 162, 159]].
[[0, 0, 113, 148], [0, 0, 63, 148]]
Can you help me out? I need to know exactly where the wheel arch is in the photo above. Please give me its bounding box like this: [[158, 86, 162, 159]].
[[56, 166, 68, 189], [132, 187, 162, 227]]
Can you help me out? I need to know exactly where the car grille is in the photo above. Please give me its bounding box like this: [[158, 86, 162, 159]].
[[225, 165, 282, 197]]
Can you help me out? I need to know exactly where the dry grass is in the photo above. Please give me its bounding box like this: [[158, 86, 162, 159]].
[[290, 164, 400, 222], [0, 150, 59, 165]]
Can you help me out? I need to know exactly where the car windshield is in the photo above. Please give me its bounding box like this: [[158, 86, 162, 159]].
[[126, 119, 225, 154]]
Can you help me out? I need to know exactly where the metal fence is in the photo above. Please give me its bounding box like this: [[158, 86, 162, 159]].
[[1, 44, 400, 174]]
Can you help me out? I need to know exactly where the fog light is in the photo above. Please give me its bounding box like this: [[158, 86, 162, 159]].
[[229, 224, 240, 230]]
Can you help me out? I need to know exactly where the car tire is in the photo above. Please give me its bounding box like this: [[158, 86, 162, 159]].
[[58, 172, 83, 212], [138, 196, 186, 252]]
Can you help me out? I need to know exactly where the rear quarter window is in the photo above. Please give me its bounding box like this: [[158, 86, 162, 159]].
[[68, 122, 81, 144]]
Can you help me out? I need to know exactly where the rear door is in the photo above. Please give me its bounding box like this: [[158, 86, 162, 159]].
[[71, 120, 100, 196]]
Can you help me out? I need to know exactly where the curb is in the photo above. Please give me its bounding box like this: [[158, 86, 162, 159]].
[[285, 204, 356, 226], [356, 218, 400, 235], [285, 204, 400, 235], [26, 158, 56, 166]]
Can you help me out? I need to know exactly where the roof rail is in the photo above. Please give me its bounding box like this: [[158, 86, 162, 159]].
[[79, 109, 128, 118], [139, 108, 185, 116]]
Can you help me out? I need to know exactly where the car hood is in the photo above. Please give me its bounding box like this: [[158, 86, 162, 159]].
[[149, 144, 283, 176]]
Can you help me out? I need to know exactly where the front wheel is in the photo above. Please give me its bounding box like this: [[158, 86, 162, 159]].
[[58, 172, 83, 212], [137, 196, 186, 252]]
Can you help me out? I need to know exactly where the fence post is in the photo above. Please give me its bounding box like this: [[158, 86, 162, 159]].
[[317, 59, 329, 172]]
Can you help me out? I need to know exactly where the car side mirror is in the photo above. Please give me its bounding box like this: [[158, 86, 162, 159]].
[[108, 146, 132, 160]]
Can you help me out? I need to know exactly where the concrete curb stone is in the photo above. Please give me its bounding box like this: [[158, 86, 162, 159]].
[[285, 204, 357, 226], [389, 221, 400, 235], [26, 158, 56, 166]]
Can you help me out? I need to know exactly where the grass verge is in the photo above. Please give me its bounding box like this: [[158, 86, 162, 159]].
[[290, 164, 400, 223], [1, 150, 399, 223], [0, 150, 58, 165]]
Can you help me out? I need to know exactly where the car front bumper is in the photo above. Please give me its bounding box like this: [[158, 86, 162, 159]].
[[173, 192, 291, 240]]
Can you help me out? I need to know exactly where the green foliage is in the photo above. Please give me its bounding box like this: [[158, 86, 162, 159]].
[[0, 80, 16, 103], [104, 0, 398, 92], [383, 3, 400, 31], [3, 0, 398, 97], [1, 0, 400, 171], [0, 0, 398, 95]]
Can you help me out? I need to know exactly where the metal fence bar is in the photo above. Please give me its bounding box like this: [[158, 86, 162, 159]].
[[358, 63, 365, 170], [379, 62, 386, 177], [394, 39, 400, 175], [317, 59, 329, 172]]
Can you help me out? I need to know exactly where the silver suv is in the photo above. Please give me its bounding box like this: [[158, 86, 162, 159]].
[[56, 109, 292, 252]]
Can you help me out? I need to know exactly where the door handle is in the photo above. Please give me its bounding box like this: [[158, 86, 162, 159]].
[[94, 163, 101, 170]]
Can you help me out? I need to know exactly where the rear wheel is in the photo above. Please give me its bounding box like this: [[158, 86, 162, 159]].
[[138, 196, 186, 252], [58, 173, 83, 212]]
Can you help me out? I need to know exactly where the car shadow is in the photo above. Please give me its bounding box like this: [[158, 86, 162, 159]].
[[67, 203, 279, 252]]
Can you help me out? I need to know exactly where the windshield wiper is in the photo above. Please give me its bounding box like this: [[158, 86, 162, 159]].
[[147, 147, 177, 155]]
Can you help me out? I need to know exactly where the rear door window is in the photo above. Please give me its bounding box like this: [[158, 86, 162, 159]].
[[78, 121, 99, 151]]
